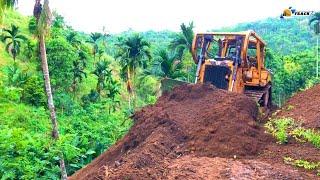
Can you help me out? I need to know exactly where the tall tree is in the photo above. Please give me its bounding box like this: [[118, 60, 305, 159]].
[[309, 12, 320, 78], [33, 0, 67, 179], [116, 34, 151, 108], [170, 22, 194, 57], [92, 60, 112, 94], [71, 60, 87, 94], [87, 32, 102, 61], [66, 31, 81, 49], [3, 24, 27, 61], [152, 49, 184, 79]]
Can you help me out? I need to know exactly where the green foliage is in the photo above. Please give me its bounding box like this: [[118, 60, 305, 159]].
[[136, 74, 159, 105], [92, 60, 112, 94], [2, 24, 27, 61], [116, 33, 151, 97], [20, 75, 46, 106], [265, 118, 295, 144], [266, 118, 320, 148], [170, 22, 194, 56], [46, 37, 78, 91], [87, 32, 102, 61], [291, 128, 320, 148], [28, 17, 37, 35], [150, 49, 185, 79], [4, 63, 31, 87], [284, 157, 320, 175]]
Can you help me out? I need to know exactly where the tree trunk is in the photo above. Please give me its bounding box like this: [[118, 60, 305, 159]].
[[317, 36, 319, 78], [127, 67, 132, 110], [39, 34, 68, 180]]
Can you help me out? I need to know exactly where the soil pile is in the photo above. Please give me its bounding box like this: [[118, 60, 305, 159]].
[[70, 84, 318, 179], [276, 84, 320, 128], [70, 84, 272, 179]]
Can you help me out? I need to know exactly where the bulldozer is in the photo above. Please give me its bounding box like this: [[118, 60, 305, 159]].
[[161, 30, 272, 108]]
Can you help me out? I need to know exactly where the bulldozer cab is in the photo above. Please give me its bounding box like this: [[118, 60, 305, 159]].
[[192, 31, 266, 70]]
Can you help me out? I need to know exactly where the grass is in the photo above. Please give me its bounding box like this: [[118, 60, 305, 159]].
[[265, 118, 295, 144], [284, 157, 320, 176], [265, 117, 320, 149]]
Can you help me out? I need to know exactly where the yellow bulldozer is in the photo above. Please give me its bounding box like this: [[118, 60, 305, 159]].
[[162, 30, 272, 108]]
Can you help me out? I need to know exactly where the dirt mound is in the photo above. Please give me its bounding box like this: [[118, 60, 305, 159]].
[[276, 84, 320, 128], [70, 84, 317, 179], [70, 84, 272, 179]]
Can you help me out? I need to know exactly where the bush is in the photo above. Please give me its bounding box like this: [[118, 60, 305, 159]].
[[20, 75, 46, 106], [265, 118, 294, 144]]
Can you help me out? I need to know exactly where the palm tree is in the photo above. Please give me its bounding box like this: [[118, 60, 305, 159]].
[[116, 34, 151, 92], [92, 60, 112, 94], [97, 48, 105, 60], [152, 49, 185, 79], [71, 60, 87, 94], [106, 79, 120, 113], [3, 24, 27, 61], [309, 12, 320, 78], [33, 0, 67, 179], [87, 32, 102, 61], [66, 31, 81, 49], [170, 22, 195, 57]]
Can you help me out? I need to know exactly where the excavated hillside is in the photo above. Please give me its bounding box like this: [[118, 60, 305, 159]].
[[276, 84, 320, 129], [70, 84, 319, 179]]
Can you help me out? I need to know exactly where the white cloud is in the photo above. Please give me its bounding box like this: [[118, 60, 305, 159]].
[[17, 0, 320, 33]]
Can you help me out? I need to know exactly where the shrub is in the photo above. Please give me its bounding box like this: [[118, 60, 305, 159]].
[[265, 118, 294, 144], [20, 75, 46, 106]]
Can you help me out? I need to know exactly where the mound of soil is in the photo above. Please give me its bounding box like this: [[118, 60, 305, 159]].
[[276, 84, 320, 128], [70, 84, 318, 179]]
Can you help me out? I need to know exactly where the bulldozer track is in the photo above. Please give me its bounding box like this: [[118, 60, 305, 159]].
[[244, 90, 265, 103]]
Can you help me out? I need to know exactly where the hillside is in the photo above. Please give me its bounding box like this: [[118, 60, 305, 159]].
[[217, 17, 315, 55], [0, 7, 319, 179]]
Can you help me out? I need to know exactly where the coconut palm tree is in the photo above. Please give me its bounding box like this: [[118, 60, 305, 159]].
[[71, 60, 87, 94], [92, 60, 112, 94], [3, 24, 27, 61], [106, 79, 120, 113], [116, 34, 151, 108], [152, 49, 185, 79], [170, 22, 195, 57], [116, 34, 151, 93], [87, 32, 102, 61], [33, 0, 67, 179], [309, 12, 320, 78]]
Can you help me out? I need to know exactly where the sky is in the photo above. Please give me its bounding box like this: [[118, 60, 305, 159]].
[[17, 0, 320, 33]]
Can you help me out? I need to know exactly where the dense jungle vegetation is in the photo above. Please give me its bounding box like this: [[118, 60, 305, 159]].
[[0, 2, 319, 179]]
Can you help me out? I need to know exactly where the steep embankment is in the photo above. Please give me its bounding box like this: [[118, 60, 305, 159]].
[[276, 84, 320, 129], [71, 84, 318, 179]]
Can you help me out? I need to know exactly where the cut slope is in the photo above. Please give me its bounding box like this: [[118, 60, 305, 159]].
[[70, 84, 272, 179], [276, 84, 320, 128]]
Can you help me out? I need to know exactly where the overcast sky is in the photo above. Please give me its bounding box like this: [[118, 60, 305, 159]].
[[17, 0, 320, 33]]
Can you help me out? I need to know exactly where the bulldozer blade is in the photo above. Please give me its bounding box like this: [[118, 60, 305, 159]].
[[160, 78, 189, 92]]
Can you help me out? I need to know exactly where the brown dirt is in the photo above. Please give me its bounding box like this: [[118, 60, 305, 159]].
[[166, 156, 312, 180], [276, 84, 320, 129], [70, 84, 319, 180]]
